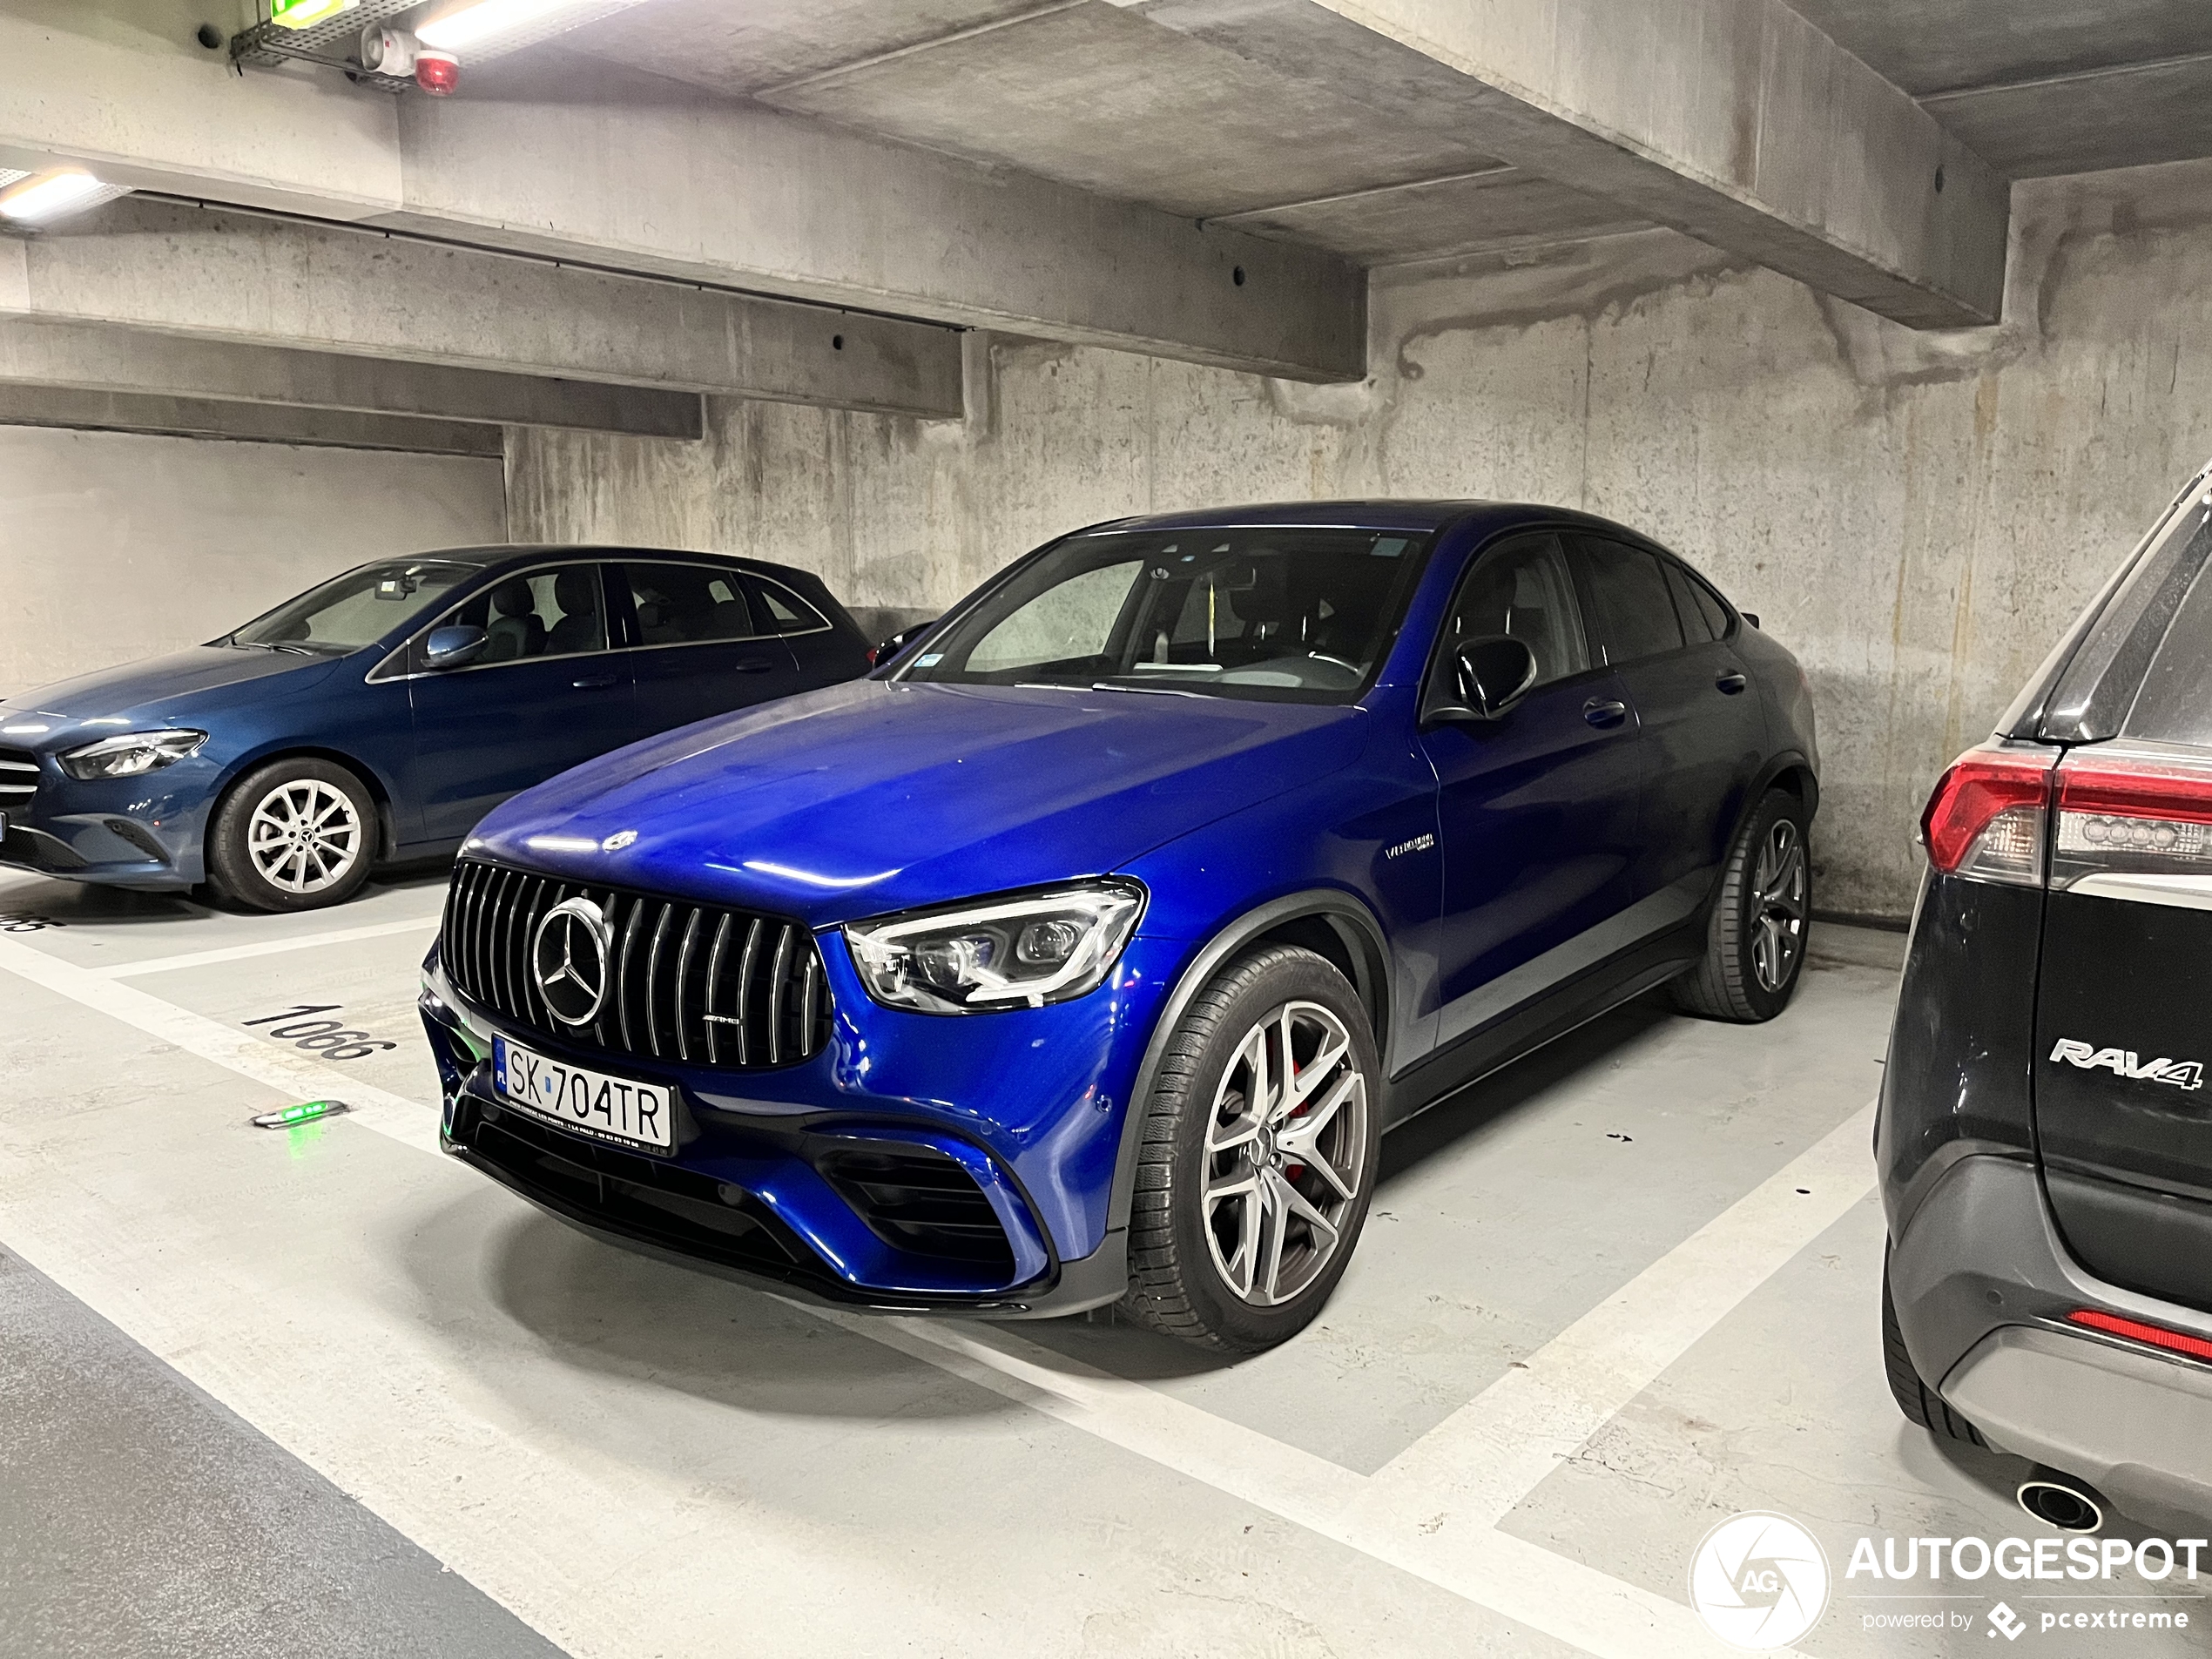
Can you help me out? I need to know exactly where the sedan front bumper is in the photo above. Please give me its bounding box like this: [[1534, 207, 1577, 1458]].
[[418, 932, 1177, 1317]]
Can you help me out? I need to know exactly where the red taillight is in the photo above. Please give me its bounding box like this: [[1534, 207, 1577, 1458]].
[[1922, 748, 2054, 877], [2068, 1308, 2212, 1364]]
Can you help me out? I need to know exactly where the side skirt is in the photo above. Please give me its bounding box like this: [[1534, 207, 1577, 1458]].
[[1380, 919, 1704, 1129]]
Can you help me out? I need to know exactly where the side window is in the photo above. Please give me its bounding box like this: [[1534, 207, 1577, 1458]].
[[747, 578, 830, 636], [418, 564, 606, 668], [1662, 560, 1721, 645], [1440, 534, 1589, 689], [1574, 537, 1685, 665], [625, 563, 759, 645]]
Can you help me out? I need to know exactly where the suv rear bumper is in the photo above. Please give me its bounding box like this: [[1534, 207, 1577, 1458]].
[[1891, 1152, 2212, 1534]]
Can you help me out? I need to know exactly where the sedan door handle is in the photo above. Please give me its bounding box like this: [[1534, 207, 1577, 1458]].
[[1716, 671, 1749, 695], [730, 658, 776, 675], [570, 675, 619, 691], [1582, 698, 1629, 729]]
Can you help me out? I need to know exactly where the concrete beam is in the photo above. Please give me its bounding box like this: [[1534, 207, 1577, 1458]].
[[0, 316, 705, 438], [0, 383, 503, 456], [0, 12, 1363, 381], [5, 196, 963, 419], [1149, 0, 2010, 328]]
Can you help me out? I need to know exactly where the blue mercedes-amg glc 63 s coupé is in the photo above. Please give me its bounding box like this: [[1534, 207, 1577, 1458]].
[[421, 502, 1819, 1351]]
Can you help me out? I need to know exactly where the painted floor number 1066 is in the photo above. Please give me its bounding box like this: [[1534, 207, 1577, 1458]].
[[242, 1004, 396, 1062]]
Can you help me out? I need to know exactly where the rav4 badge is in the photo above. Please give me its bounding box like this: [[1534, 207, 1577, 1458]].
[[2049, 1039, 2206, 1091]]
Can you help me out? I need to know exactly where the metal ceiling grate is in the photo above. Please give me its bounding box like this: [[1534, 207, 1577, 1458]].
[[231, 0, 420, 71]]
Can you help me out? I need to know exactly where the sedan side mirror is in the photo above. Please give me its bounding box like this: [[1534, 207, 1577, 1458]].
[[423, 624, 489, 671], [871, 619, 939, 667], [1426, 634, 1538, 725]]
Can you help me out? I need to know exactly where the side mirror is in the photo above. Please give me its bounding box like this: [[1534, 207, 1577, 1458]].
[[1741, 611, 1761, 630], [871, 619, 939, 667], [1426, 634, 1538, 725], [423, 624, 489, 671]]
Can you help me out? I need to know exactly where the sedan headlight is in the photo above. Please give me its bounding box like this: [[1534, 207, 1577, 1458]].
[[57, 729, 207, 780], [845, 880, 1145, 1014]]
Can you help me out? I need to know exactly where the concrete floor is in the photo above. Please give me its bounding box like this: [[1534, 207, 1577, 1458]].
[[0, 867, 2202, 1658]]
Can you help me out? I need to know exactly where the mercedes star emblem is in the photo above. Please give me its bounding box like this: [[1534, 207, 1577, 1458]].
[[532, 896, 612, 1026]]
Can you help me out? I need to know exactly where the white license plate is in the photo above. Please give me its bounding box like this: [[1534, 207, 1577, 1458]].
[[493, 1036, 674, 1151]]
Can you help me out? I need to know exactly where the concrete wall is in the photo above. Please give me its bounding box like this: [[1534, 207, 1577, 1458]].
[[0, 426, 507, 699], [508, 159, 2212, 921]]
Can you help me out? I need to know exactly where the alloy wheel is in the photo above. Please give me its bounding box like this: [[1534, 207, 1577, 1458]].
[[1750, 819, 1808, 993], [246, 779, 362, 894], [1202, 999, 1369, 1306]]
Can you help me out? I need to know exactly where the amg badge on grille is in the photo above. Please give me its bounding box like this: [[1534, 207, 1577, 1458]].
[[2049, 1039, 2205, 1091]]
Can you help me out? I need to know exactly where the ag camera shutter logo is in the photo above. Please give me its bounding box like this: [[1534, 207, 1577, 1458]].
[[1689, 1511, 1832, 1649]]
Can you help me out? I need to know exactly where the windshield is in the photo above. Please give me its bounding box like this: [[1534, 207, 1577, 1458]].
[[219, 560, 481, 656], [900, 527, 1429, 703]]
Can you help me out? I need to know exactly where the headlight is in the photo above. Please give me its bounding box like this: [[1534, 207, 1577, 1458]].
[[845, 880, 1145, 1014], [57, 729, 207, 780]]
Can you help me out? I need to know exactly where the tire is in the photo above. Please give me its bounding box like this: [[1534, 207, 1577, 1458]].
[[1121, 944, 1382, 1353], [1882, 1251, 1985, 1446], [1670, 786, 1811, 1022], [204, 758, 377, 914]]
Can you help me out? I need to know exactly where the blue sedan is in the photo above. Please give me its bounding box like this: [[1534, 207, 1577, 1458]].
[[421, 502, 1819, 1352], [0, 547, 871, 910]]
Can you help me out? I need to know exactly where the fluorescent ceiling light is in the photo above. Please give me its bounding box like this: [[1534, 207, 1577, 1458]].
[[0, 170, 125, 226], [416, 0, 645, 54]]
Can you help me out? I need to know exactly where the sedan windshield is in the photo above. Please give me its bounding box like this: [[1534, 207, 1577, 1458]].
[[900, 527, 1429, 703], [220, 560, 481, 656]]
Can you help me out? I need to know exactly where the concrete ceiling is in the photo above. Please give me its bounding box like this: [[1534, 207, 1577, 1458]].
[[565, 0, 1645, 266], [562, 0, 2212, 281], [1771, 0, 2212, 178]]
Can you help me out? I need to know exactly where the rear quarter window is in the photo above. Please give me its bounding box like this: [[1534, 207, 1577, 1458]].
[[2124, 549, 2212, 747]]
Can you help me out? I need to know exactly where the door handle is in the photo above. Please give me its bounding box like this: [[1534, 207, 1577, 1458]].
[[570, 675, 618, 691], [1716, 671, 1749, 695], [731, 658, 776, 675], [1582, 698, 1629, 729]]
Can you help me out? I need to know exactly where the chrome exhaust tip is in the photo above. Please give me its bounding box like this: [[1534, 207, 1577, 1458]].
[[2017, 1467, 2107, 1534]]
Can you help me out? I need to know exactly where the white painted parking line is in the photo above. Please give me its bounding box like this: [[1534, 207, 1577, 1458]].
[[1368, 1101, 1879, 1525], [0, 934, 438, 1154], [848, 1313, 1780, 1659], [98, 914, 446, 979], [0, 930, 1857, 1658]]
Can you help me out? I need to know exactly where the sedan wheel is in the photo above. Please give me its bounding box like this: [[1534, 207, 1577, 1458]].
[[1202, 1000, 1369, 1306], [206, 758, 377, 914], [1123, 943, 1381, 1352], [246, 778, 364, 896], [1749, 819, 1809, 995], [1671, 786, 1812, 1022]]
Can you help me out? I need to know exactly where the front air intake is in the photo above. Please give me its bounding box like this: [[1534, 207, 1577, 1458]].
[[442, 857, 832, 1070]]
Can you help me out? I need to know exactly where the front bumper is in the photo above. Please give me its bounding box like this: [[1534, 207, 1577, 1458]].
[[1890, 1153, 2212, 1532], [420, 930, 1179, 1316], [0, 761, 211, 889]]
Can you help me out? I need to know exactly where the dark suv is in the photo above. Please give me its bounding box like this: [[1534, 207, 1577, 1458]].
[[1883, 464, 2212, 1534]]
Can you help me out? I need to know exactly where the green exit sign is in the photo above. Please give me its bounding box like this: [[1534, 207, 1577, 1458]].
[[269, 0, 358, 29]]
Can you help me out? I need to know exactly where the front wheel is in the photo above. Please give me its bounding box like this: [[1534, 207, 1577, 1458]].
[[1121, 944, 1381, 1353], [1671, 787, 1811, 1022], [205, 758, 376, 913]]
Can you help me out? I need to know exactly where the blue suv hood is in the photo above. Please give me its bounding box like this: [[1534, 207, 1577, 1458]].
[[9, 646, 334, 725], [468, 678, 1367, 926]]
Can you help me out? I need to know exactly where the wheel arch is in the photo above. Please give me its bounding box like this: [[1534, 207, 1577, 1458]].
[[1103, 889, 1393, 1242]]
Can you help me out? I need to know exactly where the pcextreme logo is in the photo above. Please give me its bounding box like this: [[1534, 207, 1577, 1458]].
[[2050, 1038, 2205, 1091], [1689, 1512, 1832, 1649]]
